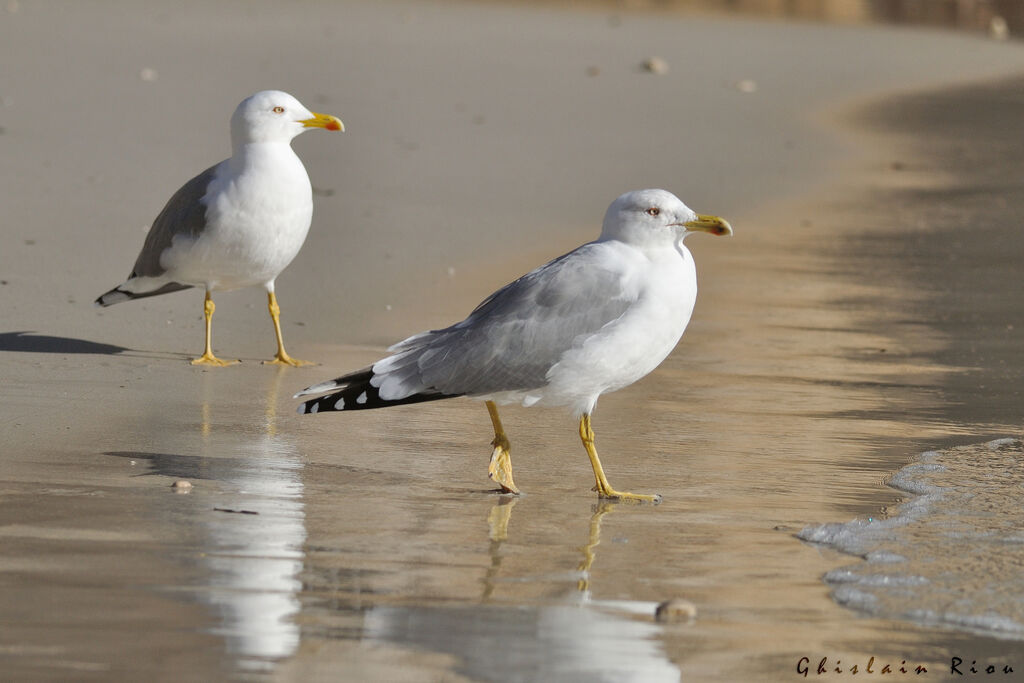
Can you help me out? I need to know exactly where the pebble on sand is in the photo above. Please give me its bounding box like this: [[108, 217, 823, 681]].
[[735, 79, 758, 93], [990, 16, 1009, 41], [171, 480, 192, 492], [655, 599, 697, 623]]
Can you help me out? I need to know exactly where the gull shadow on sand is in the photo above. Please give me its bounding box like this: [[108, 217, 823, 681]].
[[0, 330, 128, 355], [1, 330, 193, 361]]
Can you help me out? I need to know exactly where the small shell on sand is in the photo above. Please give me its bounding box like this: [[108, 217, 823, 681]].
[[655, 599, 697, 623], [642, 57, 669, 75], [171, 480, 193, 492]]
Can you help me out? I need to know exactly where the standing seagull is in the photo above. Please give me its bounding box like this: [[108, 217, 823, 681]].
[[95, 90, 344, 366], [296, 189, 732, 501]]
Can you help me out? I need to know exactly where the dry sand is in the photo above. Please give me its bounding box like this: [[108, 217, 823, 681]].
[[3, 1, 1024, 680]]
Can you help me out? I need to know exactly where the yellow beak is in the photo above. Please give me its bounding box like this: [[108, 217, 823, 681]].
[[683, 213, 733, 236], [300, 112, 345, 132]]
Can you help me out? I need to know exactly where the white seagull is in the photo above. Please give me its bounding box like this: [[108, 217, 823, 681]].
[[296, 189, 732, 501], [96, 90, 344, 366]]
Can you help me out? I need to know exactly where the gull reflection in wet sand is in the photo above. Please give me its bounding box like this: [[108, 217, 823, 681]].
[[196, 368, 305, 671], [363, 501, 681, 682]]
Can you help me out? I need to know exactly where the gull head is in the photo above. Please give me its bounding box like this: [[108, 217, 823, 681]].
[[600, 189, 732, 248], [230, 90, 344, 147]]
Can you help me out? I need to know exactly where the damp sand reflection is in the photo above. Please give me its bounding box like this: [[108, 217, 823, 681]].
[[193, 369, 306, 670], [294, 496, 680, 681], [109, 368, 308, 671]]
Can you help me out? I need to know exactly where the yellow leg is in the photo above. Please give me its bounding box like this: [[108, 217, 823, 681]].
[[486, 401, 520, 494], [191, 291, 239, 366], [263, 291, 314, 367], [579, 413, 660, 503]]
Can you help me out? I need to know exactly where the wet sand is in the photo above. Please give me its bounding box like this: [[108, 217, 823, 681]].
[[842, 77, 1024, 432], [3, 1, 1024, 681]]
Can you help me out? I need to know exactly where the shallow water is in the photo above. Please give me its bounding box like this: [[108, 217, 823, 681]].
[[784, 75, 1024, 652], [801, 437, 1024, 640]]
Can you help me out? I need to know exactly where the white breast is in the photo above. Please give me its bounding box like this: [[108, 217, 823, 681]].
[[163, 144, 313, 291], [541, 245, 698, 415]]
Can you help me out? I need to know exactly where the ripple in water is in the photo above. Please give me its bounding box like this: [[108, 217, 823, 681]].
[[799, 437, 1024, 639]]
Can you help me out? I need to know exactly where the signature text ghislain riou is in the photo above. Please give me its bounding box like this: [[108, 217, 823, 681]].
[[797, 656, 1015, 677]]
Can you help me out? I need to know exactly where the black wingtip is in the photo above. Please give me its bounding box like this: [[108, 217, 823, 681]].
[[297, 378, 459, 415], [95, 288, 132, 307], [95, 282, 193, 307]]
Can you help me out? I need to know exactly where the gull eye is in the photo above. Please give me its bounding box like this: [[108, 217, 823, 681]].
[[646, 207, 660, 216], [272, 106, 285, 114]]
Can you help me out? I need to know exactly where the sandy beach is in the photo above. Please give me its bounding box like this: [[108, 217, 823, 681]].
[[3, 1, 1024, 680]]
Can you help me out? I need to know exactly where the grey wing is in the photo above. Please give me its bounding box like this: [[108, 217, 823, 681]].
[[374, 241, 637, 399], [128, 164, 219, 278]]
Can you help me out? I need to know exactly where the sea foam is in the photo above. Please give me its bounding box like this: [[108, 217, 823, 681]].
[[798, 437, 1024, 639]]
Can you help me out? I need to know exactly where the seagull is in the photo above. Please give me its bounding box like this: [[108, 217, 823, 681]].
[[296, 189, 732, 501], [95, 90, 344, 366]]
